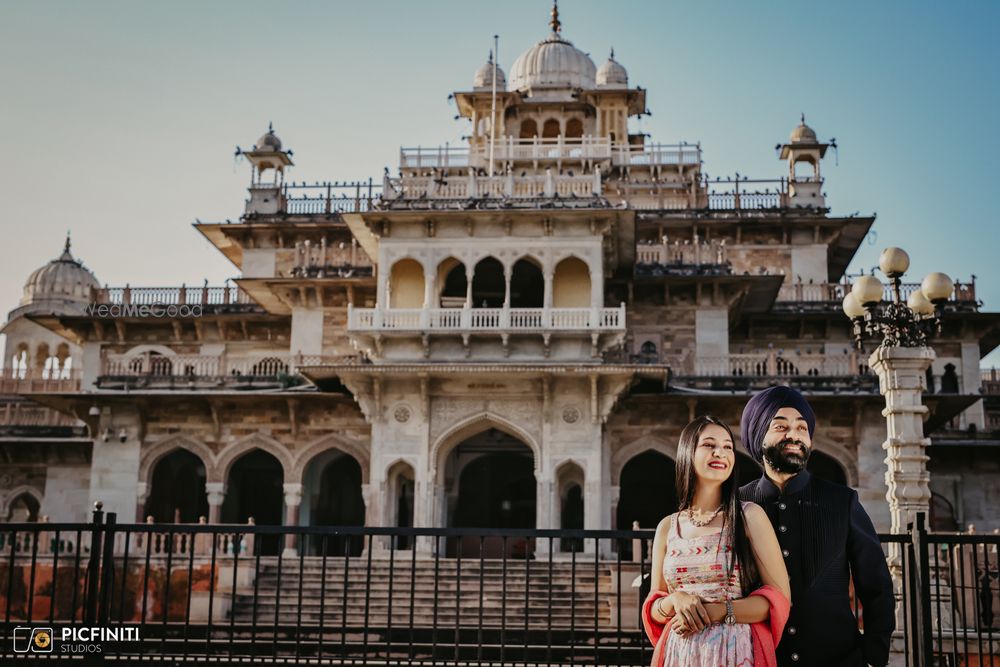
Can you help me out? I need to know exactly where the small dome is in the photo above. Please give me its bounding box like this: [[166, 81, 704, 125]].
[[256, 123, 282, 151], [790, 115, 818, 144], [596, 50, 627, 88], [474, 54, 506, 90], [20, 235, 101, 307]]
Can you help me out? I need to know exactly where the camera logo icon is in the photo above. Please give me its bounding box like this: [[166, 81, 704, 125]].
[[12, 626, 54, 653]]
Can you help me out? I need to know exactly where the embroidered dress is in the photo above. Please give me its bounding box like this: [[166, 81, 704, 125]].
[[662, 512, 754, 667]]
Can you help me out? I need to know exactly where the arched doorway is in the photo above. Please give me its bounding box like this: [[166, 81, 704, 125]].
[[617, 451, 676, 558], [221, 449, 284, 555], [444, 427, 535, 556], [807, 450, 847, 486], [471, 257, 505, 308], [509, 258, 544, 308], [303, 451, 366, 556], [144, 449, 208, 523], [387, 461, 415, 550], [5, 493, 40, 522], [556, 461, 585, 552]]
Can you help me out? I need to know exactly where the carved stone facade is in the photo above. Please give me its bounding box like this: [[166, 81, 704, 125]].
[[1, 10, 997, 541]]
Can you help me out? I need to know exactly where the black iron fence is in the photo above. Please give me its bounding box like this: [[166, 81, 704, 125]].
[[0, 509, 995, 665]]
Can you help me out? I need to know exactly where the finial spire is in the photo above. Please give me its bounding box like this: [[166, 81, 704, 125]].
[[488, 49, 493, 63], [800, 112, 806, 125], [550, 0, 561, 34], [610, 47, 615, 60], [268, 121, 274, 134], [64, 230, 71, 253]]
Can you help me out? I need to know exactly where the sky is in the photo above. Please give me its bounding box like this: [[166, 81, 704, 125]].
[[0, 0, 997, 365]]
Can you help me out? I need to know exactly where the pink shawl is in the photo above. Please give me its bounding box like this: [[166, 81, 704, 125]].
[[641, 585, 790, 667]]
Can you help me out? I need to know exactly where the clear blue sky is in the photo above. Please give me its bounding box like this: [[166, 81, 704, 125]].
[[1, 0, 997, 364]]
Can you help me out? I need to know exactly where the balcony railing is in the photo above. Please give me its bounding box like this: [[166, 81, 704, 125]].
[[245, 181, 381, 216], [91, 285, 257, 308], [692, 352, 869, 377], [383, 171, 602, 202], [97, 352, 360, 390], [0, 368, 81, 394], [774, 279, 979, 312], [347, 305, 626, 332], [399, 138, 701, 171]]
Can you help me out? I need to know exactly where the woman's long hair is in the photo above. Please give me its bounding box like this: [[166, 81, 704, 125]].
[[675, 415, 759, 596]]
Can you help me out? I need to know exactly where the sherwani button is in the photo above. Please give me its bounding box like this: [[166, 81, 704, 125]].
[[778, 502, 787, 510], [779, 525, 788, 533], [782, 549, 790, 557], [788, 626, 796, 635], [791, 653, 800, 661]]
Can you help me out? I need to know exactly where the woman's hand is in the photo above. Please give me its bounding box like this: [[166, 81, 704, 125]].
[[668, 591, 711, 634]]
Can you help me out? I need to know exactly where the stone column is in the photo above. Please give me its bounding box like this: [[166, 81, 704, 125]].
[[869, 345, 934, 534], [868, 344, 934, 638], [135, 481, 148, 523], [205, 482, 225, 524], [282, 483, 303, 558]]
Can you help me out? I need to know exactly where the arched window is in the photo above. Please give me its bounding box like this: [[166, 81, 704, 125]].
[[519, 119, 538, 139], [438, 258, 467, 307], [542, 119, 561, 139], [552, 257, 591, 308], [565, 118, 584, 139], [471, 257, 505, 308], [510, 258, 544, 308], [388, 258, 425, 308]]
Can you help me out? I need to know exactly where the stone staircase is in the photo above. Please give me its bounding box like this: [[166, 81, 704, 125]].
[[232, 555, 629, 630]]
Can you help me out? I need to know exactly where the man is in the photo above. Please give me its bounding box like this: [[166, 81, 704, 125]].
[[739, 386, 895, 667]]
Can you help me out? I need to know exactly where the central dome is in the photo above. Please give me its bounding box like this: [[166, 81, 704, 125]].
[[509, 35, 596, 92]]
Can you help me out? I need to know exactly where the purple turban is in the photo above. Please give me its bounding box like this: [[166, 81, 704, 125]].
[[740, 386, 816, 462]]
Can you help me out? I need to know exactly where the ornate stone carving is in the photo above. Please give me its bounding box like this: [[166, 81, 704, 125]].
[[393, 404, 412, 423], [561, 405, 581, 424]]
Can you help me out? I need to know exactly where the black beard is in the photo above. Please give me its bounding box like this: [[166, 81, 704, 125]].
[[762, 437, 810, 474]]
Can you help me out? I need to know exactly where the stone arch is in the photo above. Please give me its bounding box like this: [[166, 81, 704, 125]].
[[565, 118, 584, 139], [437, 256, 468, 307], [552, 256, 592, 308], [1, 485, 43, 520], [291, 432, 370, 484], [212, 432, 293, 484], [431, 412, 541, 479], [611, 435, 676, 486], [388, 257, 426, 308], [519, 119, 538, 139], [123, 344, 178, 358], [554, 459, 586, 551], [139, 435, 217, 487], [542, 118, 561, 139], [385, 458, 416, 542], [809, 438, 857, 487], [470, 256, 506, 308], [509, 256, 544, 308]]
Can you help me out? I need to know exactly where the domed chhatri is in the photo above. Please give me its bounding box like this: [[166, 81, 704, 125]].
[[20, 233, 101, 307], [256, 122, 282, 151], [790, 113, 819, 144], [596, 48, 628, 88], [508, 1, 597, 92], [473, 51, 506, 91]]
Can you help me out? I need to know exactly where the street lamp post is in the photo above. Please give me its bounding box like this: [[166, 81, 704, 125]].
[[842, 247, 953, 666]]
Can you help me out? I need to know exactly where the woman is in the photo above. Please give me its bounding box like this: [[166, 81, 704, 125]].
[[642, 416, 791, 667]]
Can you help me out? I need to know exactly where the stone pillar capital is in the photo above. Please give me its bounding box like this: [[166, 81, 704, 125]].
[[205, 482, 225, 507], [282, 482, 303, 507]]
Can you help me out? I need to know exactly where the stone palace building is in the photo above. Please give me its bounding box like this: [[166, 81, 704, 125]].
[[2, 9, 998, 552]]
